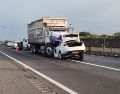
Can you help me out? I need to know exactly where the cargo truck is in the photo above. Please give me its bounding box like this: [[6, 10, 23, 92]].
[[27, 17, 85, 60]]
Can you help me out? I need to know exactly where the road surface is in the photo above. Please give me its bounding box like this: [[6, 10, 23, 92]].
[[0, 45, 120, 94]]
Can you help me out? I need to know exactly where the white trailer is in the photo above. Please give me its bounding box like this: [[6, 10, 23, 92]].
[[27, 17, 85, 60]]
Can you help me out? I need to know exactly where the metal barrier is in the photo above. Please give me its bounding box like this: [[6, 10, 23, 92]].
[[82, 38, 120, 57]]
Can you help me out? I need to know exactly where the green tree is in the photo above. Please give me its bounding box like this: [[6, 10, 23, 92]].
[[79, 32, 99, 39], [79, 32, 91, 37], [113, 32, 120, 38], [98, 34, 111, 38]]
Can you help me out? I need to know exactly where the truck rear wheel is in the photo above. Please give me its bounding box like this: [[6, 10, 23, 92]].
[[31, 45, 38, 54], [79, 53, 84, 61], [44, 44, 53, 57]]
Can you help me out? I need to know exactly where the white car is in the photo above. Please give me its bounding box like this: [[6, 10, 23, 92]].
[[54, 40, 85, 60], [7, 42, 13, 47], [13, 42, 18, 48], [12, 41, 20, 49]]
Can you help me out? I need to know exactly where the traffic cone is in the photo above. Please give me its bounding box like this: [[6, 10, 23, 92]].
[[16, 47, 19, 53]]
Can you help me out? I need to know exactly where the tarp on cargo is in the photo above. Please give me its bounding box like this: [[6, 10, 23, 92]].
[[51, 35, 62, 42]]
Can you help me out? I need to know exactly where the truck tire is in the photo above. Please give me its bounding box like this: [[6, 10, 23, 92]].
[[44, 44, 53, 57], [79, 53, 84, 61], [31, 45, 38, 54], [31, 45, 34, 53]]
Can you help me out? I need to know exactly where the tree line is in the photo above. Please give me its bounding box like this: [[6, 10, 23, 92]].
[[79, 32, 120, 39]]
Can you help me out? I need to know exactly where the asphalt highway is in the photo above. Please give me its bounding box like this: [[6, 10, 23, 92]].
[[0, 45, 120, 94]]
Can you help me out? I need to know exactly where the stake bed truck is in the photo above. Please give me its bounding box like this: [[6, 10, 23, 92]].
[[27, 17, 85, 60]]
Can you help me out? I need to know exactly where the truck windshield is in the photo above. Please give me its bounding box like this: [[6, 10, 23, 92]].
[[66, 41, 82, 47]]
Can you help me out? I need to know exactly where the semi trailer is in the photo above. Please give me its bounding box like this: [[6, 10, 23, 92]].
[[27, 17, 85, 60]]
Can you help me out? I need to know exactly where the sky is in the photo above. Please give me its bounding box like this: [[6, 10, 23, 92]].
[[0, 0, 120, 40]]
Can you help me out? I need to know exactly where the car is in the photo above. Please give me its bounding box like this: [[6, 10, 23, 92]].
[[12, 41, 22, 49], [53, 40, 85, 60], [7, 42, 13, 47]]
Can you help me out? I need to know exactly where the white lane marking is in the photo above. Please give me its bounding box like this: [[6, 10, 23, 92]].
[[0, 51, 77, 94], [70, 59, 120, 72]]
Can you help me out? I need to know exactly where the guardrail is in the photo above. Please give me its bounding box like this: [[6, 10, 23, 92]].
[[82, 38, 120, 57], [85, 47, 120, 57]]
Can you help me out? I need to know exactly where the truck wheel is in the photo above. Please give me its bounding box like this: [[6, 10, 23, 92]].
[[31, 45, 34, 53], [79, 53, 84, 61], [34, 49, 38, 54], [45, 44, 53, 57], [31, 45, 38, 54]]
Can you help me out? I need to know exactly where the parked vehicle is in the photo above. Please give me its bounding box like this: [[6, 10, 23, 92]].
[[7, 42, 14, 47], [17, 42, 23, 50], [12, 41, 23, 50], [27, 17, 85, 60], [13, 41, 18, 48]]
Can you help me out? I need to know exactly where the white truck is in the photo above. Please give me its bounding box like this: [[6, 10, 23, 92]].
[[27, 17, 85, 60]]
